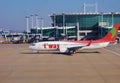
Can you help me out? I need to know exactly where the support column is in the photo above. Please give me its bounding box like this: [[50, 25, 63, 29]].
[[76, 22, 80, 41]]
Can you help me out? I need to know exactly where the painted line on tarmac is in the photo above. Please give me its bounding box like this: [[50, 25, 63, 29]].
[[103, 48, 120, 56]]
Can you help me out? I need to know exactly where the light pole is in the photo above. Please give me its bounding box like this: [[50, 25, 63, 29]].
[[62, 13, 65, 35], [30, 15, 34, 29], [25, 16, 29, 34], [40, 18, 44, 37], [35, 14, 38, 34], [53, 13, 56, 27], [53, 13, 57, 38], [100, 12, 103, 37]]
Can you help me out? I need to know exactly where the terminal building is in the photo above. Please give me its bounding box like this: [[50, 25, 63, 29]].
[[30, 12, 120, 40], [50, 12, 120, 40]]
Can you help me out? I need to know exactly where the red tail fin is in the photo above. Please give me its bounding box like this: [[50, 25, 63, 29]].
[[99, 24, 120, 42]]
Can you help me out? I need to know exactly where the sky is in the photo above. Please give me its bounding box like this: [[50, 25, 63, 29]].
[[0, 0, 120, 31]]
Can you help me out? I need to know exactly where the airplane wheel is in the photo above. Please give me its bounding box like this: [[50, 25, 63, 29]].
[[67, 51, 72, 55], [37, 51, 39, 53], [73, 50, 76, 54]]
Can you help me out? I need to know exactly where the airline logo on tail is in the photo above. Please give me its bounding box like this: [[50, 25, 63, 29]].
[[100, 24, 120, 42], [111, 27, 116, 38]]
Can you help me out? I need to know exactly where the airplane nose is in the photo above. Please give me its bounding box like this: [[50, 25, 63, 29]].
[[29, 46, 33, 50], [29, 43, 36, 50]]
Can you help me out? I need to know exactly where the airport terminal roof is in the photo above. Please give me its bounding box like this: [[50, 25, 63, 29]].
[[50, 12, 120, 16]]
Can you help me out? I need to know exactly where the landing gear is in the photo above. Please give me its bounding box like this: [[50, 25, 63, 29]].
[[37, 51, 39, 53], [72, 50, 76, 54], [67, 50, 76, 55]]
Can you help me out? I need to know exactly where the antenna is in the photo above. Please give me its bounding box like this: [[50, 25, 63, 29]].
[[83, 3, 98, 13], [95, 3, 98, 13]]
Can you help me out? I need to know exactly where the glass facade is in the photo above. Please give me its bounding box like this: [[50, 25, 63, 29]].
[[30, 13, 120, 38], [51, 13, 120, 30]]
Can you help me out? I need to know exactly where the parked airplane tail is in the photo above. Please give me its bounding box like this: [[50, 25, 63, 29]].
[[99, 24, 120, 42]]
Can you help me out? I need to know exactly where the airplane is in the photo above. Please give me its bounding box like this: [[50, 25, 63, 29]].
[[29, 24, 120, 55]]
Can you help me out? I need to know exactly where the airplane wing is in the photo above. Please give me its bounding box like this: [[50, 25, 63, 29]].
[[67, 40, 92, 54], [68, 45, 84, 50]]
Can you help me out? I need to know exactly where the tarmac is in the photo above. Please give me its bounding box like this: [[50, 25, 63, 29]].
[[0, 44, 120, 83]]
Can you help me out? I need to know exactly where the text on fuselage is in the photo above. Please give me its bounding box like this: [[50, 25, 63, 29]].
[[43, 44, 60, 49]]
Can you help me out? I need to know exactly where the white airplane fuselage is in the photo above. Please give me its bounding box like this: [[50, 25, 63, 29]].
[[29, 41, 109, 53]]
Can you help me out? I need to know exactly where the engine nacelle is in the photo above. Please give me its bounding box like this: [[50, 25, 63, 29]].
[[59, 47, 69, 53]]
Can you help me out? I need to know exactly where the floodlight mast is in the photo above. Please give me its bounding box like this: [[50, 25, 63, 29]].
[[40, 18, 44, 37], [35, 14, 38, 34], [30, 15, 34, 29], [26, 16, 29, 34]]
